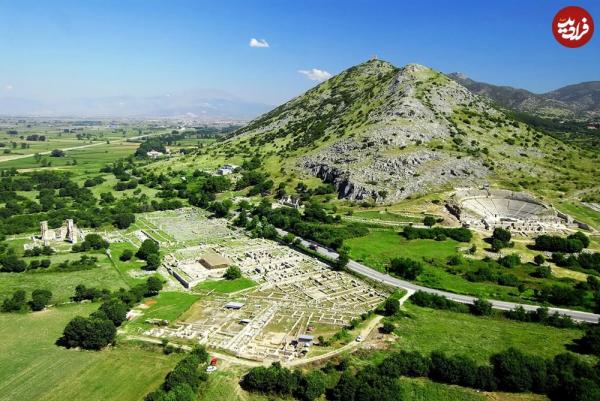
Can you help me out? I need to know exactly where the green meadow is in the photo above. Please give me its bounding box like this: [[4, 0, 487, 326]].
[[0, 303, 180, 401]]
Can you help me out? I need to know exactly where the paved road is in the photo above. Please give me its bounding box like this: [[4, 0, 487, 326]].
[[278, 229, 600, 323]]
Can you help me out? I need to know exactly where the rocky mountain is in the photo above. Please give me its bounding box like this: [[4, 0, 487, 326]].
[[213, 59, 596, 204], [447, 73, 600, 119]]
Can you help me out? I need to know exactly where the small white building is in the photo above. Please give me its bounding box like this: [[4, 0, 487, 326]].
[[147, 150, 164, 158], [217, 164, 238, 175]]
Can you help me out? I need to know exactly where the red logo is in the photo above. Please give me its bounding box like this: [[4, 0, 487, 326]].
[[553, 6, 594, 48]]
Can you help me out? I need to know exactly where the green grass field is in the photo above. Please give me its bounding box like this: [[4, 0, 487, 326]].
[[392, 303, 589, 364], [0, 303, 180, 401], [346, 229, 460, 271], [0, 265, 128, 304], [399, 377, 485, 401], [193, 277, 256, 294], [108, 242, 150, 286], [0, 141, 141, 171], [352, 210, 425, 223], [124, 291, 200, 334], [556, 201, 600, 231]]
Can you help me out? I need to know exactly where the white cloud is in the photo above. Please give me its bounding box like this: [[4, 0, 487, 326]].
[[298, 68, 332, 82], [4, 84, 13, 92], [249, 38, 269, 48]]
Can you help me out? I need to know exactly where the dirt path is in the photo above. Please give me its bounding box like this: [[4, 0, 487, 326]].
[[286, 315, 383, 367]]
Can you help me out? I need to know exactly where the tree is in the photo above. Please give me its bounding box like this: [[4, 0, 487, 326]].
[[96, 298, 128, 326], [383, 298, 400, 316], [29, 289, 52, 311], [113, 213, 135, 229], [119, 249, 134, 261], [58, 316, 116, 350], [498, 254, 521, 268], [490, 347, 534, 392], [389, 257, 423, 280], [379, 350, 430, 378], [534, 254, 546, 266], [532, 265, 551, 278], [492, 227, 511, 244], [423, 216, 436, 227], [83, 233, 109, 250], [334, 247, 349, 270], [136, 239, 159, 260], [144, 253, 161, 271], [50, 149, 66, 157], [223, 265, 242, 280], [297, 370, 326, 401], [209, 200, 232, 218], [470, 298, 493, 316], [146, 276, 163, 296], [575, 326, 600, 356], [1, 290, 27, 312], [379, 320, 395, 334], [0, 254, 27, 272]]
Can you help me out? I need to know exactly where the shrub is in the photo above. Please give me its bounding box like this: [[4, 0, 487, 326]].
[[223, 265, 242, 280], [383, 297, 400, 316], [389, 257, 423, 280], [470, 298, 493, 316], [379, 320, 395, 334], [29, 289, 52, 311], [1, 289, 27, 312], [136, 239, 159, 261], [119, 249, 134, 261], [379, 351, 430, 378]]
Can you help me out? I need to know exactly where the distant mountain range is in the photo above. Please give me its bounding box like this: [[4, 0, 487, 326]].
[[447, 73, 600, 119], [0, 91, 271, 120]]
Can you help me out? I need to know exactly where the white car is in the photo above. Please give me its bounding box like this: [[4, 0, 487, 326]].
[[355, 335, 363, 342], [206, 365, 217, 373]]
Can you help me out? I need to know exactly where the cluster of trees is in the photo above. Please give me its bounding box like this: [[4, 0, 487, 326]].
[[25, 134, 46, 141], [56, 255, 99, 271], [0, 254, 28, 272], [553, 251, 600, 273], [410, 291, 577, 329], [246, 199, 367, 250], [1, 289, 52, 312], [488, 228, 512, 252], [534, 232, 589, 253], [135, 138, 166, 157], [576, 325, 600, 356], [59, 276, 163, 350], [136, 239, 161, 270], [23, 245, 54, 257], [72, 233, 109, 252], [402, 226, 472, 242], [83, 176, 105, 188], [0, 251, 52, 272], [364, 348, 600, 400], [388, 257, 423, 280], [145, 346, 210, 401], [0, 169, 151, 236], [241, 362, 326, 401]]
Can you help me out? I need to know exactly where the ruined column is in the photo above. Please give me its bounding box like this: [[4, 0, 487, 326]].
[[40, 221, 50, 246], [66, 219, 77, 244]]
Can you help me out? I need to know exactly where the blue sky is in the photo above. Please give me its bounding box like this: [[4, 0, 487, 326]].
[[0, 0, 598, 105]]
